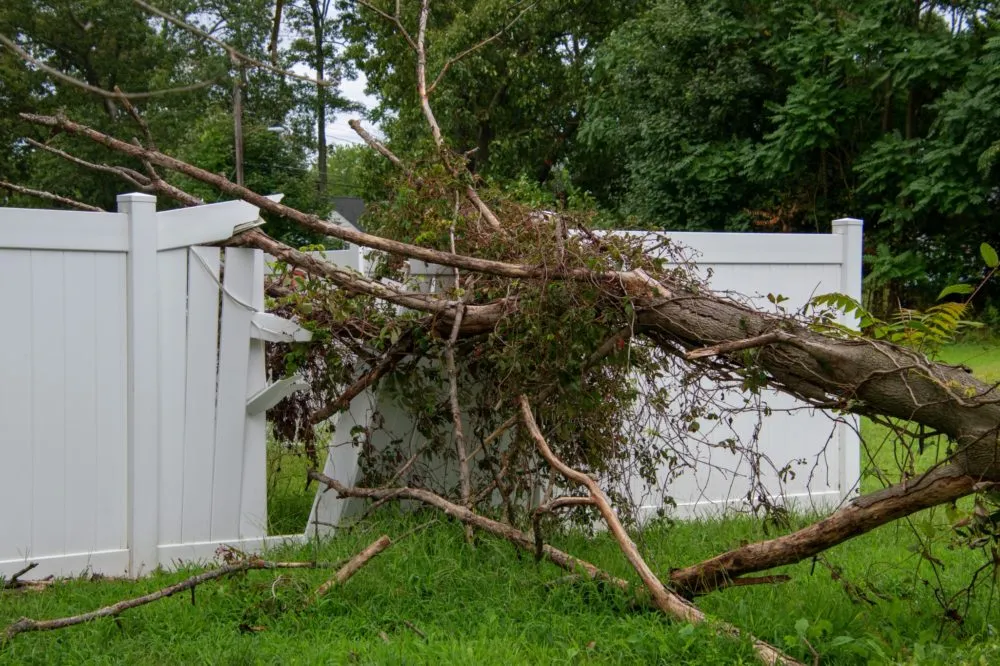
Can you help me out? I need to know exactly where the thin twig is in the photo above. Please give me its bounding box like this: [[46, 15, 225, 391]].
[[686, 331, 789, 360], [0, 180, 104, 211], [0, 33, 216, 100]]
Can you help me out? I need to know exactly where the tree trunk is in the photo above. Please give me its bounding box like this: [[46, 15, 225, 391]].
[[636, 294, 1000, 481]]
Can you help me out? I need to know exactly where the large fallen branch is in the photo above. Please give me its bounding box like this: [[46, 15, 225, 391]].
[[667, 466, 990, 596]]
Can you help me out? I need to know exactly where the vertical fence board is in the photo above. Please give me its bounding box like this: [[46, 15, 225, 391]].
[[157, 249, 189, 545], [30, 250, 67, 557], [240, 251, 268, 537], [0, 249, 35, 561], [63, 252, 99, 555], [211, 248, 255, 540], [93, 253, 129, 552], [181, 247, 221, 543]]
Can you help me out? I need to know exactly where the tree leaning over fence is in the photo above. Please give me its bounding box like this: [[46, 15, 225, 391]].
[[5, 1, 1000, 663]]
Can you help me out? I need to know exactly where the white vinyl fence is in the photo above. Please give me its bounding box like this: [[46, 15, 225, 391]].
[[309, 220, 864, 529], [1, 194, 862, 580], [0, 195, 308, 580]]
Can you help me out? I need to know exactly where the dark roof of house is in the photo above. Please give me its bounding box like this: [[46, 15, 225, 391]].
[[332, 196, 365, 230]]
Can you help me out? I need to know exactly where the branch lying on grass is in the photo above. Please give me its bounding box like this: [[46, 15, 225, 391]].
[[0, 564, 50, 592], [668, 465, 986, 596], [0, 180, 104, 212], [308, 469, 800, 665], [2, 558, 334, 642], [314, 535, 393, 601], [519, 396, 802, 666]]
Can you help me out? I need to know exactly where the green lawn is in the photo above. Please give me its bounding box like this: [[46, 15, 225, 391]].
[[3, 343, 999, 665]]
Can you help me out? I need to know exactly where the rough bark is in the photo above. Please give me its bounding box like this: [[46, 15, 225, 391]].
[[638, 295, 1000, 480], [668, 465, 985, 596]]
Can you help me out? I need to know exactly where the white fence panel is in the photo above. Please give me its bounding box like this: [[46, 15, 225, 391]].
[[307, 221, 863, 530], [0, 207, 132, 579], [0, 196, 308, 580]]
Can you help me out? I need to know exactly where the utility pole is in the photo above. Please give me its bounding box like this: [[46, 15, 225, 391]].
[[232, 53, 245, 186]]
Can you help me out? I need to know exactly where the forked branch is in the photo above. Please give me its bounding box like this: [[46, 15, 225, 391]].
[[518, 396, 802, 666]]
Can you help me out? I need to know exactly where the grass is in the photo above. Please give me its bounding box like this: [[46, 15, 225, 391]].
[[3, 342, 1000, 665]]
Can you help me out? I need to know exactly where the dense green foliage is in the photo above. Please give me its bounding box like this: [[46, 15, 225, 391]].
[[340, 0, 1000, 314], [578, 0, 1000, 312]]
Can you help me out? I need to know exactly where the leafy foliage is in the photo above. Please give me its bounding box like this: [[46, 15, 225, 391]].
[[580, 0, 1000, 312], [809, 242, 998, 353]]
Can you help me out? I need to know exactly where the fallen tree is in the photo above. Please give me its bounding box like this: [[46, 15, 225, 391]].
[[5, 1, 1000, 661]]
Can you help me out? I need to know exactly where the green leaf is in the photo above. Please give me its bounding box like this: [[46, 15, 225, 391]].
[[795, 618, 809, 636], [981, 242, 999, 268], [937, 284, 975, 300]]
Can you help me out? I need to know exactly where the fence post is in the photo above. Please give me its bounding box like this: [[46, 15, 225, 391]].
[[832, 217, 864, 500], [119, 193, 160, 576]]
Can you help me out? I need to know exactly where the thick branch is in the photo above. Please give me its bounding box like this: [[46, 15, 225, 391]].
[[668, 465, 986, 596]]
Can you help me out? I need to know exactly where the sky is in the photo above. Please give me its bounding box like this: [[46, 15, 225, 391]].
[[326, 68, 382, 147]]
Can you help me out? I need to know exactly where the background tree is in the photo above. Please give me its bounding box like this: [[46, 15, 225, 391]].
[[580, 0, 1000, 313]]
